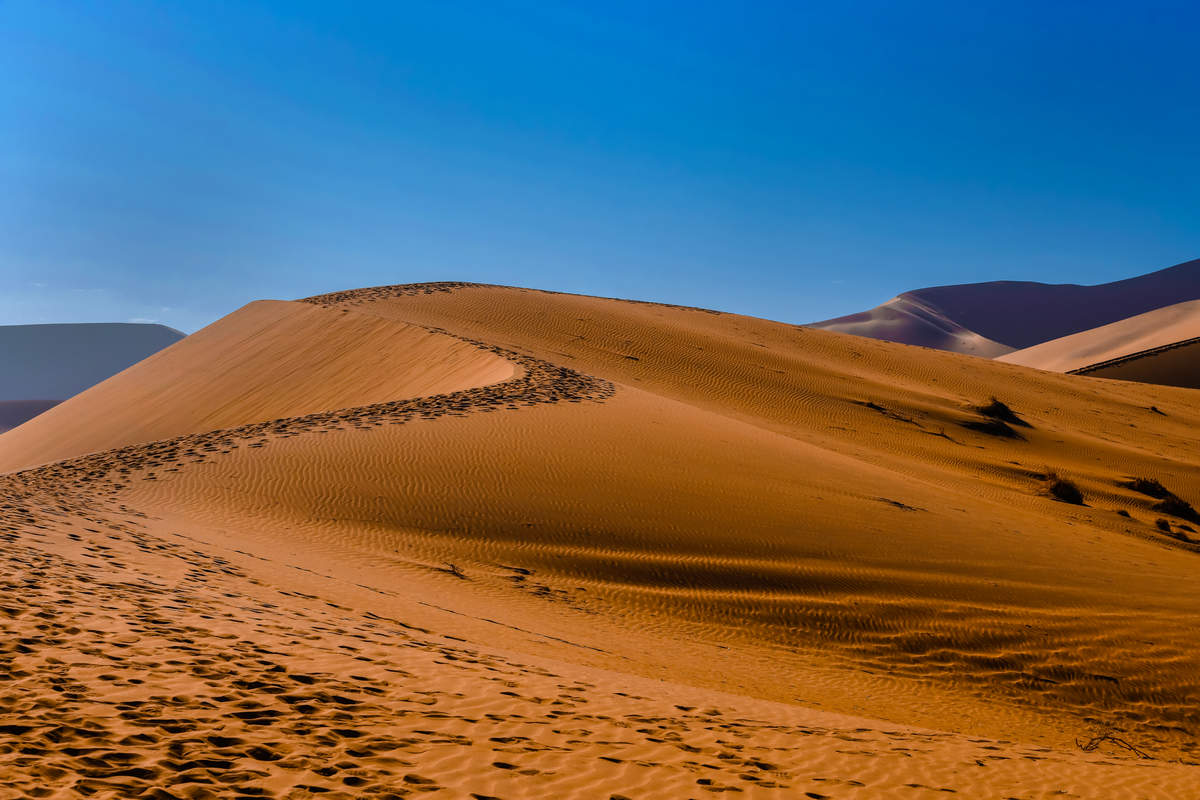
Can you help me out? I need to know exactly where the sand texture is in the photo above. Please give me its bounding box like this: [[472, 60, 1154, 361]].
[[3, 282, 1200, 798]]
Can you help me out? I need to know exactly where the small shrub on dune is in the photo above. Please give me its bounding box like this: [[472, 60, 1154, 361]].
[[975, 397, 1031, 428], [1151, 495, 1200, 524], [1154, 517, 1192, 542], [1119, 477, 1171, 499], [1042, 472, 1084, 505], [1117, 476, 1200, 522], [961, 418, 1024, 439]]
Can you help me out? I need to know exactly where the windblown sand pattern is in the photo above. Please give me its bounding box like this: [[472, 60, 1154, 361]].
[[3, 282, 1200, 798], [10, 492, 1198, 799]]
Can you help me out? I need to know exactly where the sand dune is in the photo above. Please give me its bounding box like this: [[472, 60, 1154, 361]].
[[0, 322, 183, 431], [1072, 338, 1200, 390], [0, 300, 514, 472], [0, 400, 58, 434], [998, 297, 1200, 377], [810, 256, 1200, 353], [801, 293, 1014, 357], [3, 282, 1200, 797]]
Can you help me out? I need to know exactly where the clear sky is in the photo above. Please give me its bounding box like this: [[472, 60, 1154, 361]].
[[3, 1, 1198, 332]]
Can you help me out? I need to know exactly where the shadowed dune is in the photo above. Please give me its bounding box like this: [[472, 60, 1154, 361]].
[[999, 298, 1200, 376], [0, 399, 58, 434], [810, 257, 1200, 353], [3, 282, 1200, 798], [0, 322, 183, 433], [1071, 339, 1200, 390]]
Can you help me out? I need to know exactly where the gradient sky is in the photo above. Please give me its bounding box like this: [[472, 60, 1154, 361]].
[[3, 1, 1198, 332]]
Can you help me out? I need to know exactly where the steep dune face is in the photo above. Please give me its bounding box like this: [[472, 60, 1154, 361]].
[[811, 256, 1200, 352], [0, 299, 514, 471], [3, 283, 1200, 797], [999, 297, 1200, 374]]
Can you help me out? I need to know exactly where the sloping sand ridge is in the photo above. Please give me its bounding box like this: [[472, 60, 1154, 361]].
[[3, 282, 1200, 798], [998, 298, 1200, 376]]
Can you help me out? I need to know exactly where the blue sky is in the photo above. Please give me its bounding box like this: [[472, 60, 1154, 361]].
[[3, 1, 1198, 332]]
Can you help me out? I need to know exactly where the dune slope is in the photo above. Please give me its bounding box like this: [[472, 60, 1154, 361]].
[[0, 299, 514, 471], [1072, 339, 1200, 390], [999, 297, 1200, 374], [3, 282, 1200, 798]]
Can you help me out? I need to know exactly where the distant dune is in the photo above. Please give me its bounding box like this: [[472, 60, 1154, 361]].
[[0, 399, 58, 434], [3, 283, 1200, 797], [803, 293, 1014, 357], [810, 256, 1200, 353], [999, 298, 1200, 373], [0, 322, 184, 432], [1071, 338, 1200, 390]]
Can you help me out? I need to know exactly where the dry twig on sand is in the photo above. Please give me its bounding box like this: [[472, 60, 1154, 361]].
[[1076, 729, 1152, 760]]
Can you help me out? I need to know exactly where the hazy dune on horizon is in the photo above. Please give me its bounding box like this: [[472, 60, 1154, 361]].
[[0, 321, 184, 432], [810, 256, 1200, 355], [806, 292, 1015, 357], [0, 399, 58, 435], [3, 281, 1200, 798]]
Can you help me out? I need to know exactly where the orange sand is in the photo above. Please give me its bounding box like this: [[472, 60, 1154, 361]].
[[2, 282, 1199, 798]]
